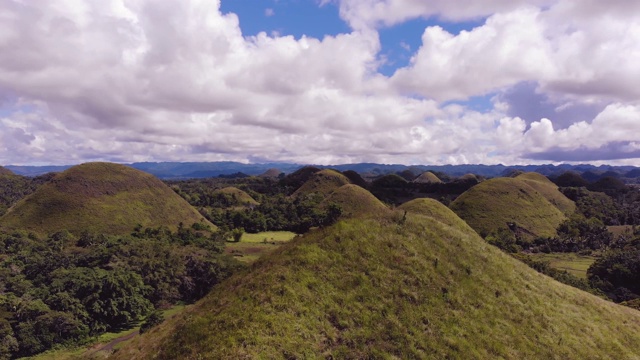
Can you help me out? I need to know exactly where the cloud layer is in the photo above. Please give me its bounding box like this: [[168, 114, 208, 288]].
[[0, 0, 639, 165]]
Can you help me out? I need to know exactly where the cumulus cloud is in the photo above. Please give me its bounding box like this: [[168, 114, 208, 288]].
[[0, 0, 638, 165]]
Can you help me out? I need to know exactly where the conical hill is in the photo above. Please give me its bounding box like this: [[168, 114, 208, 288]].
[[213, 187, 259, 207], [321, 184, 388, 218], [450, 175, 571, 240], [0, 162, 213, 235], [412, 171, 443, 184], [514, 172, 576, 214], [292, 169, 351, 198], [113, 201, 640, 359]]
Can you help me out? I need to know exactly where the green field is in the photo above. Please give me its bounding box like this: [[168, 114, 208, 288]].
[[225, 231, 296, 263], [529, 253, 596, 279]]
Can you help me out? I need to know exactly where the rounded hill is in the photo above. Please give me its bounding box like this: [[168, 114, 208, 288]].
[[322, 184, 388, 218], [114, 208, 640, 359], [515, 172, 576, 214], [398, 198, 469, 229], [292, 169, 351, 198], [0, 162, 213, 235], [450, 176, 568, 240], [213, 187, 258, 207], [412, 171, 442, 184]]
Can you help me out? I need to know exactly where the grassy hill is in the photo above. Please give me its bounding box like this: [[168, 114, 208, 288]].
[[292, 169, 351, 198], [0, 166, 14, 176], [450, 176, 569, 240], [0, 162, 213, 235], [213, 187, 259, 207], [515, 172, 576, 214], [113, 201, 640, 359], [413, 171, 443, 184], [321, 184, 388, 218]]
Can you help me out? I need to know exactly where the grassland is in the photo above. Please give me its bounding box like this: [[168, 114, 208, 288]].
[[529, 253, 597, 279], [113, 200, 640, 359], [0, 162, 213, 235], [450, 175, 570, 240], [608, 225, 635, 238], [225, 231, 297, 263]]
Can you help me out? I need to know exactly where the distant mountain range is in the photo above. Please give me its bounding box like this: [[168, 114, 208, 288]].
[[5, 161, 640, 182]]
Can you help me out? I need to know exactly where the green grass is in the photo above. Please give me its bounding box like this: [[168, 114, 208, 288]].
[[529, 253, 597, 279], [608, 225, 635, 238], [240, 231, 296, 243], [450, 176, 570, 241], [113, 200, 640, 360], [0, 162, 213, 236], [225, 231, 297, 263]]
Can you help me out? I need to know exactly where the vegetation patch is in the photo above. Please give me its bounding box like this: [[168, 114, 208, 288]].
[[527, 253, 596, 279]]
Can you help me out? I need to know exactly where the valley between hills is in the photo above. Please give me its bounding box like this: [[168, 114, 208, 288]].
[[0, 162, 640, 359]]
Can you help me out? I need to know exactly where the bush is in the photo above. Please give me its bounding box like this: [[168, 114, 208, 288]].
[[140, 311, 164, 334]]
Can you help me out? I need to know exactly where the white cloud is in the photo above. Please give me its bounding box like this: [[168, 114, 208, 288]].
[[0, 0, 638, 166]]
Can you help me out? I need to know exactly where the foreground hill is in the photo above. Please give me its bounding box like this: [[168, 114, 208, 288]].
[[450, 175, 571, 240], [113, 200, 640, 359], [291, 169, 351, 198], [0, 162, 212, 235]]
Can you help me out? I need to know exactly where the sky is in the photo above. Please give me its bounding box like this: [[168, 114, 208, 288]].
[[1, 0, 639, 166]]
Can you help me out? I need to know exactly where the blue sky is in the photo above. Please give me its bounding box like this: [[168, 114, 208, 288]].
[[0, 0, 639, 166]]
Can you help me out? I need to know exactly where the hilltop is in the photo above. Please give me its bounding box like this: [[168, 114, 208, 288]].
[[515, 172, 576, 214], [321, 184, 388, 218], [291, 169, 351, 198], [450, 174, 571, 240], [212, 187, 259, 207], [0, 162, 212, 235], [113, 200, 640, 359], [413, 171, 443, 184]]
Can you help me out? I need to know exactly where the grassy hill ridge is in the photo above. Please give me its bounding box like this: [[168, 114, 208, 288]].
[[0, 162, 213, 235], [112, 200, 640, 359]]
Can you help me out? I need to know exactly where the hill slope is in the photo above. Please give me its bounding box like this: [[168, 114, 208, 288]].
[[292, 169, 351, 198], [515, 172, 576, 214], [113, 202, 640, 359], [450, 176, 569, 240], [0, 162, 212, 235], [0, 166, 14, 176]]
